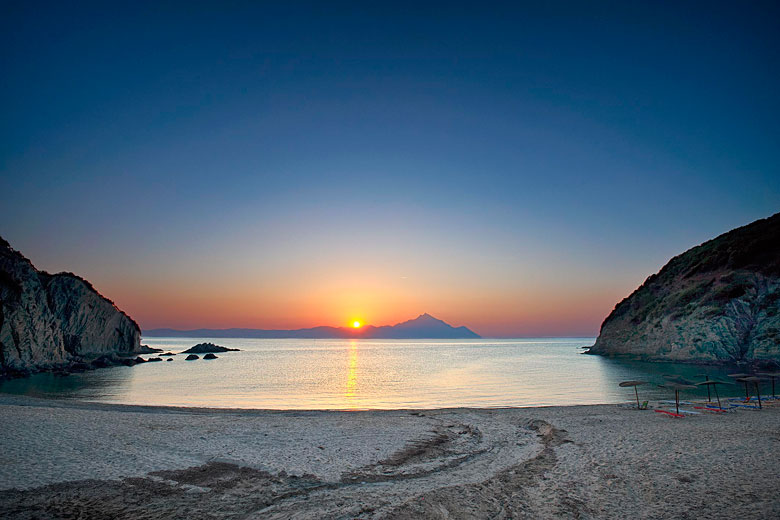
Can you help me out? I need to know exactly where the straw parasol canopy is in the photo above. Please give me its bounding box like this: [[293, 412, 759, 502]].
[[619, 380, 647, 409], [756, 371, 780, 397], [696, 373, 713, 400], [659, 379, 697, 415], [664, 382, 697, 390], [696, 380, 728, 408], [727, 373, 752, 399], [737, 376, 764, 408], [662, 375, 696, 387]]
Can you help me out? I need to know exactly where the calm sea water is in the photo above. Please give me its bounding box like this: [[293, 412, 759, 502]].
[[0, 338, 760, 409]]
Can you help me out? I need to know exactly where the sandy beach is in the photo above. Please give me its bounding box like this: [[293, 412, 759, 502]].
[[0, 394, 778, 519]]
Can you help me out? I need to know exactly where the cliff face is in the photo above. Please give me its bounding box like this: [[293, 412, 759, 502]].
[[0, 237, 141, 376], [590, 213, 780, 363]]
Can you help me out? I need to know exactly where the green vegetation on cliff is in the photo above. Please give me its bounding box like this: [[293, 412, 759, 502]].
[[591, 213, 780, 363]]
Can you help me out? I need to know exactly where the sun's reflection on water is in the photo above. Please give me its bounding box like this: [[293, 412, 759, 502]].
[[345, 340, 358, 399], [5, 338, 749, 410]]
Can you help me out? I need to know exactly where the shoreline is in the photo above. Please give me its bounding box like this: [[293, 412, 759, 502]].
[[2, 394, 778, 519], [0, 392, 626, 415]]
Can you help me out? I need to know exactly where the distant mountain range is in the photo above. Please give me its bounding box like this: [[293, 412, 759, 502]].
[[143, 313, 481, 339]]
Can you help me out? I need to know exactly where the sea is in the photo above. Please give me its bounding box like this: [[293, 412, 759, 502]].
[[0, 338, 760, 409]]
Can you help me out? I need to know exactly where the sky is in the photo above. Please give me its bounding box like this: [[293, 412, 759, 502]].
[[1, 1, 779, 337]]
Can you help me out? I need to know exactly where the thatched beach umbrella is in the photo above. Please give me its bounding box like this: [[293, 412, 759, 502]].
[[662, 375, 695, 386], [696, 374, 712, 401], [756, 371, 780, 398], [619, 380, 647, 409], [696, 380, 727, 408], [727, 373, 751, 399], [660, 376, 697, 415], [738, 376, 763, 409]]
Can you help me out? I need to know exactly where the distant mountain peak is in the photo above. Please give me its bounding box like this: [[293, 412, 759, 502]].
[[410, 312, 439, 322]]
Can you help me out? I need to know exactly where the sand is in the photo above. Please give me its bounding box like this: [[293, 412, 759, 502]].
[[0, 395, 778, 519]]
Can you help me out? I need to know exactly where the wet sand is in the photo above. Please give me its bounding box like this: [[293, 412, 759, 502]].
[[0, 394, 778, 519]]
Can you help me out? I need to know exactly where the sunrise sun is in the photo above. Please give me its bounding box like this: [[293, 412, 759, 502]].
[[352, 320, 362, 328]]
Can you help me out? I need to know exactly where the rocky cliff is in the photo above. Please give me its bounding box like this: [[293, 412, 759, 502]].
[[0, 236, 142, 377], [590, 213, 780, 363]]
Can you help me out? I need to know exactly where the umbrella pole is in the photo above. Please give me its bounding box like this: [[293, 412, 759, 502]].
[[755, 382, 762, 409], [772, 377, 776, 398], [714, 385, 721, 409], [635, 386, 640, 409], [744, 381, 750, 400], [705, 375, 711, 402], [675, 389, 679, 415]]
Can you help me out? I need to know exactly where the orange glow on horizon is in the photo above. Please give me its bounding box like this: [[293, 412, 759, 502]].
[[99, 262, 630, 337]]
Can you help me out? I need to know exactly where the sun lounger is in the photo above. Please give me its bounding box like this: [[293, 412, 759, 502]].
[[729, 403, 761, 409], [655, 409, 684, 418], [673, 409, 701, 415], [694, 406, 727, 413]]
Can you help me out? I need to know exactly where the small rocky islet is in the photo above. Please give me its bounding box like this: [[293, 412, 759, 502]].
[[180, 343, 240, 354], [182, 345, 237, 361]]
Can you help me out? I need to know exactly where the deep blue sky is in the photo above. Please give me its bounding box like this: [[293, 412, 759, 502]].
[[1, 1, 779, 335]]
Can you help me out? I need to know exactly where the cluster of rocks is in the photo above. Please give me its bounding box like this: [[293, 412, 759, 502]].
[[36, 353, 159, 378], [133, 357, 163, 364], [14, 342, 238, 377], [184, 353, 219, 360]]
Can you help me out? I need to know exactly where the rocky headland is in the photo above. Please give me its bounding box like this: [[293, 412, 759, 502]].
[[589, 213, 780, 363], [0, 236, 153, 378]]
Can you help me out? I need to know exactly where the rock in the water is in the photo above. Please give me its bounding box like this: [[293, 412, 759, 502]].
[[203, 353, 218, 360], [147, 357, 162, 362], [134, 357, 147, 363], [1, 236, 144, 378], [136, 345, 163, 354], [166, 358, 173, 362], [590, 213, 780, 363], [181, 342, 239, 354], [185, 354, 199, 360], [90, 355, 117, 368]]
